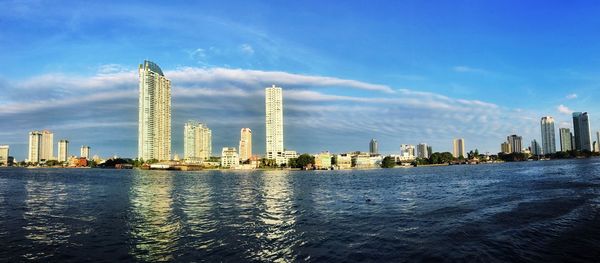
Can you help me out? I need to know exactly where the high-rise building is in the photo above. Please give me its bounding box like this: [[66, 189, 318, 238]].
[[572, 112, 592, 151], [559, 128, 573, 152], [540, 116, 556, 154], [265, 85, 284, 159], [507, 135, 523, 153], [80, 146, 90, 159], [28, 130, 53, 163], [427, 146, 433, 157], [596, 131, 600, 152], [452, 138, 465, 158], [0, 145, 9, 166], [501, 142, 511, 153], [239, 128, 252, 162], [58, 140, 69, 162], [531, 139, 542, 156], [183, 121, 212, 161], [221, 147, 239, 168], [417, 143, 429, 159], [138, 60, 172, 161], [369, 139, 379, 155]]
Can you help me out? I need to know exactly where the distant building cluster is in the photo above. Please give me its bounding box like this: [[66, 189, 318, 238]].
[[500, 112, 598, 156]]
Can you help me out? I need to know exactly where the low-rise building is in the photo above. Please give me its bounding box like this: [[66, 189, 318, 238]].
[[314, 152, 332, 170], [221, 147, 239, 168], [0, 145, 9, 166], [336, 154, 352, 169]]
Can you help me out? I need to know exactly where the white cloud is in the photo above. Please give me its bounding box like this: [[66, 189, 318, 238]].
[[0, 67, 537, 158], [566, 93, 577, 99], [239, 43, 254, 55], [452, 66, 488, 74], [557, 104, 572, 114]]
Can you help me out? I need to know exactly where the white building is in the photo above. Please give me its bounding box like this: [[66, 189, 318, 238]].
[[138, 60, 171, 161], [58, 140, 69, 162], [221, 147, 239, 168], [400, 144, 416, 160], [275, 150, 297, 166], [335, 154, 352, 169], [80, 146, 90, 159], [28, 130, 53, 163], [265, 85, 284, 160], [453, 138, 466, 158], [183, 121, 212, 162], [540, 116, 556, 154], [239, 128, 252, 162], [0, 145, 9, 166]]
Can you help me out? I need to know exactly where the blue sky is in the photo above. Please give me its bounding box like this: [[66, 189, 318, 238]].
[[1, 0, 600, 160]]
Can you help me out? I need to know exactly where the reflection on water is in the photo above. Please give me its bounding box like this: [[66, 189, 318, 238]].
[[1, 159, 600, 262], [128, 170, 180, 261], [255, 170, 298, 261]]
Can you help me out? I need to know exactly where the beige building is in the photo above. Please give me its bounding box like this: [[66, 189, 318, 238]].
[[314, 152, 332, 170], [0, 145, 9, 166], [335, 154, 352, 169], [221, 147, 239, 168], [58, 140, 69, 162], [501, 142, 511, 154], [81, 145, 90, 159], [239, 128, 252, 162], [265, 85, 284, 160], [138, 60, 171, 161], [28, 130, 53, 163], [183, 121, 212, 162], [453, 138, 466, 158]]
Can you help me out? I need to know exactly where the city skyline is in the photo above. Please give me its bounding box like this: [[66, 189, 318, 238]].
[[3, 1, 600, 159]]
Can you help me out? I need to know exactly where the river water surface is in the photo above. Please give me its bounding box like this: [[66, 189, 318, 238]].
[[1, 159, 599, 262]]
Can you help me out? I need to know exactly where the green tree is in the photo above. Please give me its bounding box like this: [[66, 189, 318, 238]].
[[381, 156, 396, 168], [296, 154, 314, 169]]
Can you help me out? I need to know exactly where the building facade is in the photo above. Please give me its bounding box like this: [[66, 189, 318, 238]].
[[501, 142, 511, 153], [417, 143, 429, 159], [221, 147, 239, 168], [28, 130, 53, 163], [559, 128, 573, 152], [183, 121, 212, 161], [239, 128, 252, 162], [507, 135, 523, 153], [58, 140, 69, 162], [265, 85, 284, 159], [572, 112, 592, 151], [0, 145, 8, 166], [531, 139, 542, 156], [314, 152, 333, 170], [138, 60, 172, 161], [369, 139, 378, 155], [452, 138, 466, 158], [540, 116, 556, 154], [80, 146, 90, 159]]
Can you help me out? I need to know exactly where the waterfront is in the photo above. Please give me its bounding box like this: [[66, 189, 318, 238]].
[[0, 159, 599, 262]]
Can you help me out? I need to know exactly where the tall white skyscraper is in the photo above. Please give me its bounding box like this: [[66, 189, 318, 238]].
[[540, 116, 556, 155], [572, 112, 592, 151], [453, 138, 465, 158], [507, 135, 523, 153], [138, 60, 171, 161], [28, 130, 53, 163], [183, 121, 212, 161], [80, 146, 90, 159], [58, 140, 69, 162], [559, 128, 573, 152], [265, 85, 284, 159], [239, 128, 252, 162]]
